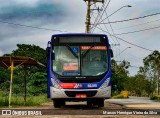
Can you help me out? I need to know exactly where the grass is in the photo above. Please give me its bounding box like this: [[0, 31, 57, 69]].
[[0, 92, 51, 107]]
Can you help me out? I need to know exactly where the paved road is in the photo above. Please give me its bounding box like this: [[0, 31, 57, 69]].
[[1, 97, 160, 118], [106, 96, 160, 109]]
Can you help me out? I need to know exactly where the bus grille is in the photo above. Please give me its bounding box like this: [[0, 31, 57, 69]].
[[64, 90, 97, 97]]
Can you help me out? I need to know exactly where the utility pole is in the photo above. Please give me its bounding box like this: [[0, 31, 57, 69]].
[[85, 0, 91, 33], [84, 0, 104, 33]]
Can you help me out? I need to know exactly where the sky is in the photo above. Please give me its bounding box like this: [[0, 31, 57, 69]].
[[0, 0, 159, 76]]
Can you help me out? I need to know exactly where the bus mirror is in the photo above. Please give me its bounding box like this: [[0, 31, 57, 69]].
[[110, 49, 113, 58], [52, 52, 55, 60], [46, 41, 51, 57], [46, 47, 50, 57]]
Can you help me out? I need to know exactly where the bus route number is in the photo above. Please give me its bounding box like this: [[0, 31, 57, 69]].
[[87, 84, 97, 88]]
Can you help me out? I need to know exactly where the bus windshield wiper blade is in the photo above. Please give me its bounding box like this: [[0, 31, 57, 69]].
[[66, 44, 78, 58], [82, 45, 94, 58]]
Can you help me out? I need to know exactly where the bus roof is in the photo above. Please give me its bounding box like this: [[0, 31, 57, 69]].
[[51, 33, 108, 38]]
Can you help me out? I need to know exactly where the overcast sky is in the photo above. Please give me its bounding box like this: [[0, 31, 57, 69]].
[[0, 0, 159, 76]]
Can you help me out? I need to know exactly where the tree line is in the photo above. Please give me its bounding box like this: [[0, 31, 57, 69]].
[[0, 44, 47, 96], [0, 44, 159, 98], [112, 50, 160, 97]]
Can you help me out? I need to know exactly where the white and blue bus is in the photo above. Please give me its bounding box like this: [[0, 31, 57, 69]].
[[46, 33, 113, 107]]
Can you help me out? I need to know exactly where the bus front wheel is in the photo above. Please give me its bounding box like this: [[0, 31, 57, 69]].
[[53, 99, 65, 108], [87, 99, 104, 107], [97, 98, 104, 107]]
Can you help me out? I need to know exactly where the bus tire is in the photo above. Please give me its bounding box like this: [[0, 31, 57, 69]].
[[97, 99, 104, 107], [53, 99, 64, 108], [87, 100, 93, 108]]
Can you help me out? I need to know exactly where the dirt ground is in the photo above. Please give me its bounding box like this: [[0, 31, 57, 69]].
[[0, 102, 159, 118]]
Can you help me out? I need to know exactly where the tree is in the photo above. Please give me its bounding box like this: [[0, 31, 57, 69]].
[[111, 60, 130, 95], [140, 50, 160, 95], [12, 44, 46, 64], [0, 67, 10, 94], [27, 72, 47, 96], [124, 74, 152, 96], [1, 44, 47, 96]]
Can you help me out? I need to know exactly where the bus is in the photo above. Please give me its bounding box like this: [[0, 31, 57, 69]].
[[46, 33, 113, 107]]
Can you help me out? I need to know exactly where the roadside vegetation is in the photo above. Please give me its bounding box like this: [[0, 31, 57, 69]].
[[0, 92, 50, 107], [111, 50, 160, 100], [0, 44, 48, 107], [0, 44, 160, 106]]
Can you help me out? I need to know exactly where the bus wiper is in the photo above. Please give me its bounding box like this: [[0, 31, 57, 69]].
[[66, 44, 78, 58], [82, 45, 94, 58]]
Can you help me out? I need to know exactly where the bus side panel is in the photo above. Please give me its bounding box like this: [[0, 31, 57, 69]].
[[47, 47, 52, 98]]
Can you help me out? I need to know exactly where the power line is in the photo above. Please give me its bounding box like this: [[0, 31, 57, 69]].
[[91, 0, 111, 32], [91, 0, 108, 28], [0, 20, 65, 32], [115, 25, 160, 35], [111, 34, 153, 52], [104, 10, 120, 45], [93, 10, 118, 45], [97, 12, 160, 25], [96, 26, 153, 52], [113, 18, 160, 30], [104, 10, 121, 57]]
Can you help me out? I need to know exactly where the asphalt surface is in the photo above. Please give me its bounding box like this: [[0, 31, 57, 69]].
[[106, 96, 160, 109], [1, 96, 160, 117]]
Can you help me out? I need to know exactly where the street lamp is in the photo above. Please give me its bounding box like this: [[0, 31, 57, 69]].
[[91, 5, 132, 31], [99, 5, 132, 24], [115, 47, 131, 58], [84, 0, 104, 3]]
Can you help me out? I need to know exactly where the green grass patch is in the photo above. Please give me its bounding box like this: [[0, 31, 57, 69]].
[[0, 93, 51, 107]]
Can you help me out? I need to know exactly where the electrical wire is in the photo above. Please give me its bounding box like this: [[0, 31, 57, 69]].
[[113, 18, 160, 31], [91, 0, 108, 26], [91, 0, 111, 32], [0, 20, 65, 32], [97, 12, 160, 25], [96, 26, 153, 52], [104, 10, 120, 45], [104, 10, 121, 57], [115, 25, 160, 35]]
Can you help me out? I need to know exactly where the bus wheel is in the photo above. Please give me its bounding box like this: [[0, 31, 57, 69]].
[[87, 100, 93, 108], [53, 100, 65, 108], [97, 99, 104, 107]]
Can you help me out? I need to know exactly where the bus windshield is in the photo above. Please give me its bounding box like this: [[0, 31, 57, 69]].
[[53, 45, 108, 77]]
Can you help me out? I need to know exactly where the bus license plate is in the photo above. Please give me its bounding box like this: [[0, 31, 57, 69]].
[[75, 94, 87, 98]]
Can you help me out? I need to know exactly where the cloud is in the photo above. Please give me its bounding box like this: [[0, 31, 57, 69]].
[[0, 0, 159, 76], [0, 0, 86, 55], [0, 3, 68, 22], [0, 1, 71, 43]]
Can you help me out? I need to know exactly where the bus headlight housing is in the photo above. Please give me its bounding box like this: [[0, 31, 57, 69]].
[[51, 78, 62, 89], [100, 78, 110, 89]]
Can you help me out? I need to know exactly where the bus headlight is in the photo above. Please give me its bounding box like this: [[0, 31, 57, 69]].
[[100, 78, 110, 89], [51, 78, 62, 89]]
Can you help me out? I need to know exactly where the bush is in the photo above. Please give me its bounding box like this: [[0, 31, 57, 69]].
[[150, 95, 158, 100], [112, 90, 129, 99], [120, 90, 129, 98], [0, 90, 2, 96]]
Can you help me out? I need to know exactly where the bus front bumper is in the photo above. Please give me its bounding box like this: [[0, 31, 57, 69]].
[[50, 86, 111, 99]]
